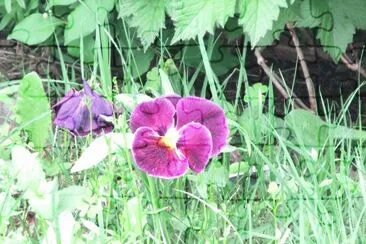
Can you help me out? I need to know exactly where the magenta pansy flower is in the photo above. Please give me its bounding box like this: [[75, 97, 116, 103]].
[[130, 96, 229, 179], [53, 80, 114, 136]]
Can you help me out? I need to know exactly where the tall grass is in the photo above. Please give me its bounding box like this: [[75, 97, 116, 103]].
[[1, 19, 366, 244]]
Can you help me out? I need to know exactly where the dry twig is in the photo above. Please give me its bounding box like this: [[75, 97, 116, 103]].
[[254, 48, 310, 110], [340, 54, 366, 79], [287, 23, 317, 112]]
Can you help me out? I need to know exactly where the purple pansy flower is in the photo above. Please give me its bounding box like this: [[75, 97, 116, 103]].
[[53, 80, 114, 136], [130, 95, 229, 179]]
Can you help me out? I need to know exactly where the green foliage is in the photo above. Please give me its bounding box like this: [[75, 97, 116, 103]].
[[2, 0, 366, 61], [15, 72, 51, 150], [239, 0, 288, 46], [118, 0, 166, 49], [64, 0, 114, 44], [170, 0, 236, 43], [48, 0, 78, 7], [285, 109, 366, 146], [8, 13, 63, 45]]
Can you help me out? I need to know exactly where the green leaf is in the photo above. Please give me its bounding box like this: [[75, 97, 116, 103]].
[[57, 186, 91, 214], [64, 0, 114, 44], [129, 49, 155, 79], [285, 109, 328, 147], [5, 0, 11, 13], [285, 109, 366, 147], [118, 0, 166, 49], [170, 0, 236, 43], [15, 72, 51, 150], [257, 3, 299, 45], [316, 1, 355, 61], [67, 34, 95, 63], [174, 41, 239, 76], [297, 0, 356, 61], [16, 0, 26, 8], [71, 133, 133, 173], [239, 0, 288, 46], [10, 145, 46, 192], [48, 0, 78, 7], [8, 13, 63, 45], [296, 0, 325, 28], [344, 0, 366, 29]]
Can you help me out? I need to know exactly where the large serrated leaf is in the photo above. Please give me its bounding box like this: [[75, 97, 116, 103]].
[[15, 72, 51, 150], [239, 0, 288, 46], [170, 0, 236, 43], [8, 13, 63, 45], [315, 0, 355, 61], [118, 0, 166, 50]]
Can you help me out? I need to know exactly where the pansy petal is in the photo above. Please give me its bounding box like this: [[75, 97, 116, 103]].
[[176, 96, 229, 155], [132, 127, 188, 179], [177, 122, 212, 173], [53, 89, 82, 117], [130, 98, 175, 135], [163, 94, 181, 108]]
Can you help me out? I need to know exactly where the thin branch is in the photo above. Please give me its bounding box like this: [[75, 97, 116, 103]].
[[254, 48, 310, 110], [340, 54, 366, 79], [287, 23, 317, 112]]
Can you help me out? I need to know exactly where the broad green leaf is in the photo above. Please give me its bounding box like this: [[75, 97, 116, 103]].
[[285, 109, 327, 147], [15, 72, 51, 150], [5, 0, 11, 13], [285, 109, 366, 147], [11, 145, 45, 192], [71, 132, 133, 173], [170, 0, 236, 43], [48, 0, 78, 7], [64, 0, 114, 44], [174, 42, 239, 76], [258, 4, 299, 45], [296, 0, 325, 28], [8, 13, 63, 45], [239, 0, 288, 46], [344, 0, 366, 29], [129, 49, 154, 78], [57, 186, 91, 214], [297, 0, 356, 61], [316, 1, 355, 61], [118, 0, 166, 49], [67, 34, 95, 63], [229, 161, 249, 179]]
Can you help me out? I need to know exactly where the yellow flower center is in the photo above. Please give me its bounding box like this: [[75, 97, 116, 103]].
[[158, 128, 179, 150]]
